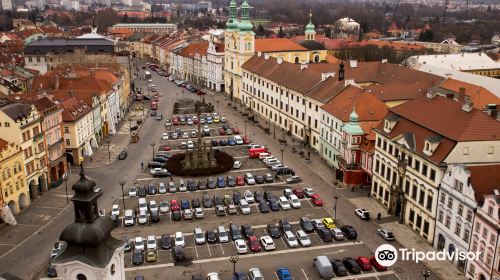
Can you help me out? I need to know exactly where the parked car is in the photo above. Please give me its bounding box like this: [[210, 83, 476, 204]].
[[286, 175, 301, 184], [317, 228, 334, 242], [128, 186, 138, 197], [355, 208, 371, 220], [284, 231, 299, 248], [311, 194, 324, 206], [341, 225, 358, 240], [331, 228, 345, 240], [279, 219, 292, 233], [217, 225, 229, 243], [267, 224, 281, 238], [377, 229, 396, 241], [330, 259, 348, 276], [248, 235, 261, 252], [206, 229, 217, 243], [173, 245, 185, 262], [370, 256, 388, 271], [264, 173, 274, 183], [132, 249, 143, 265], [276, 267, 293, 280], [160, 234, 172, 249], [322, 218, 336, 229], [174, 232, 185, 247], [343, 257, 361, 274], [118, 150, 128, 160], [260, 235, 275, 251], [248, 268, 263, 280], [234, 239, 248, 254], [241, 224, 254, 239], [356, 256, 372, 271], [300, 217, 315, 233], [258, 199, 270, 213]]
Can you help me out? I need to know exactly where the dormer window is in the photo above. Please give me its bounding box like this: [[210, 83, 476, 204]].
[[423, 135, 442, 156], [383, 115, 399, 133]]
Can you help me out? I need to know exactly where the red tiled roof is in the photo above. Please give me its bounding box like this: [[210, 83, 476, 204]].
[[61, 98, 92, 122], [0, 138, 8, 151], [468, 165, 500, 203], [179, 42, 209, 58], [438, 78, 500, 110], [255, 38, 308, 52]]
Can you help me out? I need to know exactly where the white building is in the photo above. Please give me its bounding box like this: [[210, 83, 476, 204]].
[[206, 41, 225, 92], [1, 0, 14, 10], [61, 98, 94, 164], [111, 23, 177, 34], [372, 92, 500, 245]]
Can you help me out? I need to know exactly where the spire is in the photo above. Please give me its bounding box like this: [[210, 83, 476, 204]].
[[305, 9, 316, 41], [238, 0, 254, 32], [226, 0, 238, 30], [350, 100, 359, 124], [91, 16, 97, 34]]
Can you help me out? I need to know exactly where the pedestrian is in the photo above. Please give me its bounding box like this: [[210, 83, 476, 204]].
[[134, 209, 137, 218], [377, 212, 381, 220], [141, 162, 144, 170], [170, 176, 174, 182]]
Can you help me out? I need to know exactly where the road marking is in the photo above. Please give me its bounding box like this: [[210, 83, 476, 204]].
[[333, 270, 395, 280], [193, 239, 199, 258], [124, 262, 174, 271], [30, 205, 64, 210], [15, 223, 40, 227], [274, 272, 279, 279], [324, 249, 345, 255], [394, 272, 402, 280], [0, 244, 15, 247], [207, 243, 212, 256], [192, 242, 363, 264], [229, 167, 268, 173], [219, 243, 225, 255], [301, 268, 309, 280], [233, 156, 249, 159], [307, 200, 313, 207]]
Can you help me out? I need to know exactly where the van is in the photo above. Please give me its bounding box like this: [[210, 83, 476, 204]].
[[124, 210, 134, 226], [258, 152, 270, 160], [313, 256, 334, 279], [249, 148, 268, 159], [217, 225, 229, 243], [153, 157, 167, 163], [138, 198, 147, 213]]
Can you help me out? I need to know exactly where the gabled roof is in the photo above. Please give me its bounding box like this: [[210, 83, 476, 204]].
[[0, 103, 32, 121], [61, 98, 92, 122], [255, 38, 308, 52], [468, 165, 500, 203], [438, 78, 500, 109], [306, 76, 345, 103], [178, 42, 209, 58]]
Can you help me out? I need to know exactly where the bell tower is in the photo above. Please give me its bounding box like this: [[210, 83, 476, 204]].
[[305, 11, 316, 41]]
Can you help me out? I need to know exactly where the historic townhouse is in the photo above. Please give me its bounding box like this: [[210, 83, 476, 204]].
[[0, 102, 48, 200], [206, 41, 225, 92], [467, 189, 500, 280], [372, 93, 500, 244], [61, 98, 94, 165], [0, 138, 28, 223]]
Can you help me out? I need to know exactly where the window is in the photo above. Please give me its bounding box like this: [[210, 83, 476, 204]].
[[455, 222, 461, 235], [430, 169, 436, 181], [377, 137, 381, 147], [426, 194, 433, 211], [447, 197, 453, 208], [416, 215, 422, 229], [487, 206, 493, 216], [65, 139, 70, 146], [463, 228, 470, 242], [388, 144, 393, 155], [419, 190, 425, 205], [466, 210, 472, 222], [438, 210, 444, 223], [445, 215, 451, 228], [440, 193, 446, 203], [482, 228, 488, 239], [490, 233, 496, 245], [411, 185, 417, 200], [414, 160, 420, 171], [475, 222, 480, 233], [458, 205, 463, 216], [422, 164, 428, 176]]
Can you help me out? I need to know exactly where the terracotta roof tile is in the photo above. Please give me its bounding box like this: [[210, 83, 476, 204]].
[[438, 78, 500, 110], [306, 76, 345, 103], [178, 42, 208, 58], [0, 138, 8, 151], [61, 98, 92, 122], [468, 165, 500, 203], [255, 38, 308, 52]]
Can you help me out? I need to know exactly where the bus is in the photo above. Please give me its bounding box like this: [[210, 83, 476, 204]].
[[144, 71, 151, 79]]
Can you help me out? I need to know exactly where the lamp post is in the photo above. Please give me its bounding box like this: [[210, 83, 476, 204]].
[[333, 193, 340, 220], [396, 150, 408, 224], [119, 178, 127, 212], [229, 255, 239, 275], [422, 269, 431, 280], [128, 117, 132, 135], [63, 173, 69, 204], [280, 145, 285, 165], [106, 139, 111, 161], [151, 143, 156, 158]]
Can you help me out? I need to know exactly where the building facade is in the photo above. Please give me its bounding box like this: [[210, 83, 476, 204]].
[[61, 98, 94, 165], [111, 23, 177, 34]]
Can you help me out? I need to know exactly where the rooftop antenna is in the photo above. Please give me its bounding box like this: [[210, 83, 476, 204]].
[[465, 0, 469, 21], [443, 0, 449, 24]]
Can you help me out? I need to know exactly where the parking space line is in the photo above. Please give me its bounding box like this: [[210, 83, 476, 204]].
[[306, 200, 313, 207], [219, 243, 225, 255], [193, 239, 199, 259], [207, 243, 212, 256], [274, 272, 279, 279], [332, 270, 395, 280], [229, 167, 267, 173], [124, 262, 174, 271], [301, 268, 309, 280]]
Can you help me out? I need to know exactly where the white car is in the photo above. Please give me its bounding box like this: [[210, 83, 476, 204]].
[[134, 237, 144, 251], [128, 186, 137, 197], [217, 225, 229, 243], [233, 161, 242, 169], [194, 227, 206, 245], [221, 116, 227, 123], [207, 272, 221, 280], [377, 229, 396, 241], [194, 207, 204, 219], [303, 187, 314, 197], [249, 268, 264, 280], [283, 188, 293, 198], [138, 211, 148, 224], [159, 201, 169, 213], [239, 199, 251, 215], [178, 180, 187, 192], [149, 200, 158, 212], [284, 231, 299, 248], [244, 190, 254, 203], [187, 119, 194, 125], [158, 183, 167, 194], [234, 135, 243, 145], [288, 194, 301, 209], [146, 235, 157, 250], [260, 235, 275, 251], [150, 168, 168, 175], [278, 196, 291, 210], [187, 140, 194, 149], [355, 208, 371, 220], [162, 132, 169, 140], [312, 219, 325, 230], [296, 230, 311, 247], [234, 239, 248, 254], [244, 173, 255, 185], [332, 228, 345, 240], [182, 132, 189, 139], [111, 204, 119, 216], [174, 232, 185, 247]]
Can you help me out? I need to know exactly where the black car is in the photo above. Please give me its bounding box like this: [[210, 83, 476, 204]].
[[171, 210, 181, 221], [241, 224, 254, 239], [266, 224, 281, 238], [152, 170, 171, 178], [300, 217, 315, 233], [254, 191, 264, 202], [264, 191, 275, 202], [148, 161, 164, 168], [148, 184, 157, 195], [47, 265, 57, 277], [173, 246, 186, 262], [138, 186, 147, 197], [233, 272, 250, 280], [317, 228, 334, 242], [279, 218, 292, 233], [276, 167, 294, 175], [227, 176, 236, 187], [214, 194, 223, 206], [202, 194, 213, 208], [122, 237, 132, 252], [206, 229, 217, 243], [160, 234, 172, 249], [187, 179, 197, 191], [264, 173, 274, 183], [132, 249, 143, 265], [343, 257, 361, 274], [254, 175, 265, 184], [269, 198, 280, 211], [207, 177, 216, 189], [150, 210, 160, 223], [341, 225, 358, 240], [230, 223, 242, 240], [331, 259, 348, 276], [258, 200, 270, 213], [192, 274, 203, 280], [198, 180, 207, 190], [118, 150, 128, 160], [233, 191, 242, 204], [192, 198, 201, 208], [211, 139, 219, 146]]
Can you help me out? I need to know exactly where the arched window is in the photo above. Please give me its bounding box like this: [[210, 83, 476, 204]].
[[314, 55, 320, 63], [294, 57, 299, 64], [76, 274, 87, 280]]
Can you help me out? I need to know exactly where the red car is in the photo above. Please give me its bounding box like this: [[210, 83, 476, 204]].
[[170, 200, 180, 211], [193, 118, 199, 124], [292, 188, 305, 198], [248, 236, 261, 252], [172, 117, 180, 126], [311, 194, 323, 206], [243, 136, 251, 144], [233, 127, 240, 134], [162, 144, 172, 151], [236, 176, 245, 186], [218, 128, 225, 135], [370, 256, 387, 271], [356, 256, 372, 271]]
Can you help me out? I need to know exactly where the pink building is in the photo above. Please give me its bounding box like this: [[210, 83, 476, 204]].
[[467, 190, 500, 280]]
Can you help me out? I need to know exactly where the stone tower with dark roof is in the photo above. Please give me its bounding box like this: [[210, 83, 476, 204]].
[[52, 165, 125, 280]]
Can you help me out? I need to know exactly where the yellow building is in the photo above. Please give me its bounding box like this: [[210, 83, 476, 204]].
[[224, 1, 329, 101], [0, 138, 29, 224], [0, 103, 48, 200]]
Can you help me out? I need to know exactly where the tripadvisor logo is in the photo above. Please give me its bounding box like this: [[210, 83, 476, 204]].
[[375, 244, 480, 267]]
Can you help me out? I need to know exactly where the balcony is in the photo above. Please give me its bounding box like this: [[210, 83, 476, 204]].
[[338, 156, 360, 171], [33, 133, 43, 142]]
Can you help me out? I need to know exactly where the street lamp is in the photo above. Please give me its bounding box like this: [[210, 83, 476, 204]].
[[151, 143, 156, 158], [63, 173, 69, 204], [106, 139, 111, 161], [229, 255, 239, 275], [119, 178, 127, 212], [280, 145, 285, 165], [128, 117, 132, 135], [333, 193, 340, 219], [422, 269, 431, 280]]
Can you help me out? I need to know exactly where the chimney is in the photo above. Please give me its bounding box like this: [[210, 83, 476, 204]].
[[349, 60, 357, 68], [458, 87, 466, 101], [264, 53, 270, 60], [486, 104, 498, 119], [338, 62, 345, 81], [55, 74, 59, 90], [462, 95, 474, 113], [257, 52, 262, 57], [426, 90, 436, 99], [300, 62, 308, 70], [277, 57, 283, 64]]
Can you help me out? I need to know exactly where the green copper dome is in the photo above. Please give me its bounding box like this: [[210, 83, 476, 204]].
[[306, 12, 315, 32], [226, 0, 239, 30], [343, 108, 364, 135], [238, 0, 254, 32]]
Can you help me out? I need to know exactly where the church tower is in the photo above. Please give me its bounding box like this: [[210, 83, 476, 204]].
[[51, 165, 125, 280], [305, 11, 316, 41]]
